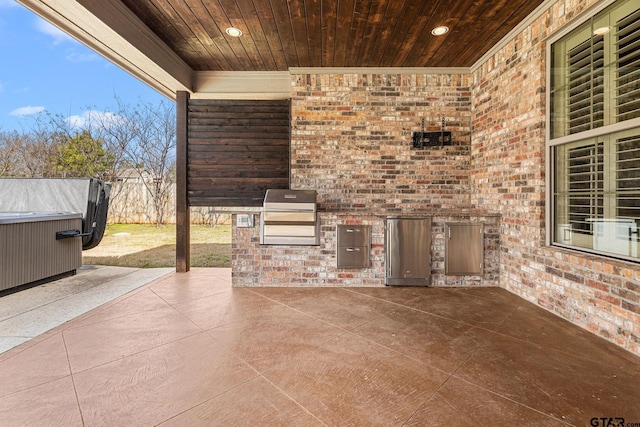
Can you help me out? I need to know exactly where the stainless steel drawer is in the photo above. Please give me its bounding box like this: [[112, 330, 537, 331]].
[[337, 225, 370, 247], [337, 246, 370, 268], [337, 225, 371, 268]]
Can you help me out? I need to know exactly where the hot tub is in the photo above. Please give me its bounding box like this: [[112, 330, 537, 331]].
[[0, 212, 83, 292], [0, 178, 111, 250]]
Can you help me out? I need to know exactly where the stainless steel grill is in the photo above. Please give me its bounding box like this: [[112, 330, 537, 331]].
[[260, 189, 319, 245]]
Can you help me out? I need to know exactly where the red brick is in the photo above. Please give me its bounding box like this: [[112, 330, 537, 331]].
[[586, 279, 610, 292], [594, 291, 621, 306]]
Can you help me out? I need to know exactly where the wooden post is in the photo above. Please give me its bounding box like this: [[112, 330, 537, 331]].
[[176, 91, 190, 272]]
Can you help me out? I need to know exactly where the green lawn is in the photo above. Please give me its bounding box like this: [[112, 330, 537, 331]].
[[82, 223, 231, 268]]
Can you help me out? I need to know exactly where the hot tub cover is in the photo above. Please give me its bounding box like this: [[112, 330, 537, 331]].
[[0, 178, 111, 250], [0, 212, 82, 224]]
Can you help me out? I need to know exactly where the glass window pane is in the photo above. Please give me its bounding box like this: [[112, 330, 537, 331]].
[[550, 0, 640, 260], [550, 0, 640, 139], [553, 129, 640, 259]]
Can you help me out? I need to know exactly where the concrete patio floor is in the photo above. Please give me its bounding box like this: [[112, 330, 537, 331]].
[[0, 266, 173, 354], [1, 268, 639, 426]]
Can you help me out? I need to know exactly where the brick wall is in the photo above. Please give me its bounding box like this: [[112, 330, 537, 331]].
[[471, 0, 640, 355], [290, 73, 472, 212]]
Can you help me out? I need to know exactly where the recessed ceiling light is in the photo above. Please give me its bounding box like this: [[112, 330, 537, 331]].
[[593, 26, 610, 36], [225, 27, 243, 37], [431, 26, 449, 36]]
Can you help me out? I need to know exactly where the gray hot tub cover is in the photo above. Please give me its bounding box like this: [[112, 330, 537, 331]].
[[0, 178, 111, 250]]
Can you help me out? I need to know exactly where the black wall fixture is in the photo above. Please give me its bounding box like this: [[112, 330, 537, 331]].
[[412, 117, 452, 148]]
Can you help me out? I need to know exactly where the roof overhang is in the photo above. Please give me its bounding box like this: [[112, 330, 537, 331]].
[[18, 0, 192, 99], [17, 0, 554, 100]]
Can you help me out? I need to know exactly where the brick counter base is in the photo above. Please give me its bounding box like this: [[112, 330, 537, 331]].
[[232, 212, 499, 287]]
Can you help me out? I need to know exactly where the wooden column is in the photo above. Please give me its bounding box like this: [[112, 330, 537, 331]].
[[176, 91, 190, 272]]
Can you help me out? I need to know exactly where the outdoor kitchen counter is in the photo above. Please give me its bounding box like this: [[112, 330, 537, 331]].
[[231, 210, 500, 288], [315, 208, 501, 218]]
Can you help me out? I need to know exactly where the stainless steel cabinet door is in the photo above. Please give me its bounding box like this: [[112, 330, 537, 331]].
[[445, 223, 484, 275], [385, 218, 431, 286]]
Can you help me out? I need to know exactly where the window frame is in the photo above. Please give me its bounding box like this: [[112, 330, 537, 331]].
[[546, 0, 640, 262]]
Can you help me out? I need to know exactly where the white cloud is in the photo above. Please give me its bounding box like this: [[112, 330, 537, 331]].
[[65, 50, 100, 63], [66, 110, 125, 129], [35, 17, 74, 45], [0, 81, 4, 93], [10, 105, 46, 116]]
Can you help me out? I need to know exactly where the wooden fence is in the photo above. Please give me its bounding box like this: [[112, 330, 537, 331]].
[[107, 181, 231, 225]]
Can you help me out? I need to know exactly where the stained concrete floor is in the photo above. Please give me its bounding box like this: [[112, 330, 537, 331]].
[[1, 268, 639, 426]]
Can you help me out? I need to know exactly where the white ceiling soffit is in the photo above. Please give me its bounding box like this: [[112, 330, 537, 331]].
[[192, 71, 292, 100], [17, 0, 192, 99]]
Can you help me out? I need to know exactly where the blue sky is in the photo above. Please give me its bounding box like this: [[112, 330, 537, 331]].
[[0, 0, 168, 132]]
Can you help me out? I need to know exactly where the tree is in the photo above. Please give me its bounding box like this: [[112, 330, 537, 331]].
[[96, 99, 176, 226], [0, 126, 64, 178], [125, 100, 176, 227], [1, 99, 177, 226], [0, 130, 24, 177], [19, 136, 62, 178], [54, 130, 115, 178]]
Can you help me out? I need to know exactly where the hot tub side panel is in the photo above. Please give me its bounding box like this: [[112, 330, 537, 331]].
[[0, 217, 82, 291]]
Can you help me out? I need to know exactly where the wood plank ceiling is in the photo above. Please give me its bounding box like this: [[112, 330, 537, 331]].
[[119, 0, 546, 71]]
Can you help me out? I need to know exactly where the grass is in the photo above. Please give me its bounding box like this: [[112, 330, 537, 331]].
[[82, 223, 231, 268]]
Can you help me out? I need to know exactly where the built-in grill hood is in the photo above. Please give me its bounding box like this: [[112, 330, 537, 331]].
[[260, 189, 320, 245]]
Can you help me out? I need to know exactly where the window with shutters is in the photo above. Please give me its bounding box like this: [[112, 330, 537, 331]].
[[566, 34, 605, 135], [565, 142, 604, 235], [549, 0, 640, 261], [616, 8, 640, 122], [553, 131, 640, 259], [616, 134, 640, 240]]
